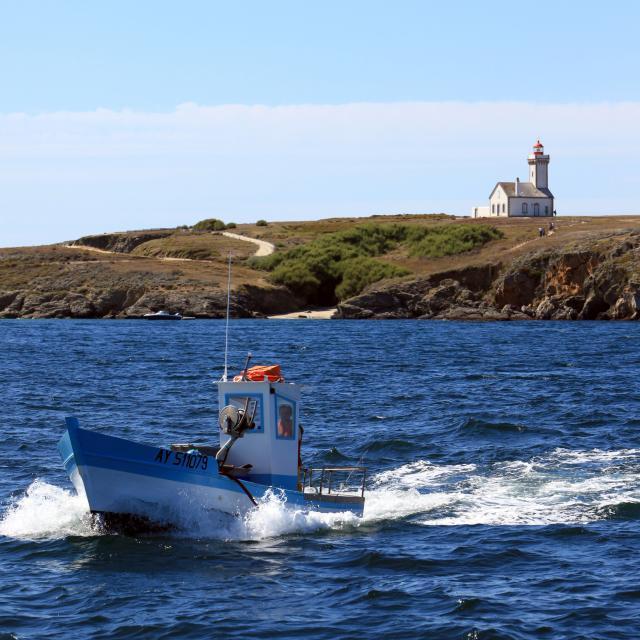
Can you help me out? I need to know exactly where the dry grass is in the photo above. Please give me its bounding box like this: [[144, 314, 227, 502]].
[[3, 215, 640, 301], [131, 232, 254, 261]]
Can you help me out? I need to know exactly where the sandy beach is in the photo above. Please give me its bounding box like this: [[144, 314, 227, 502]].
[[268, 308, 337, 319]]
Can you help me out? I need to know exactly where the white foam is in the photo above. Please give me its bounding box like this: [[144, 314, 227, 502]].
[[173, 489, 361, 541], [2, 448, 640, 540], [0, 480, 94, 540], [369, 448, 640, 527], [240, 489, 360, 539]]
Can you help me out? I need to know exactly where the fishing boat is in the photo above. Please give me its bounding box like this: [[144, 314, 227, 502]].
[[143, 310, 182, 320], [58, 255, 365, 532], [57, 361, 366, 531]]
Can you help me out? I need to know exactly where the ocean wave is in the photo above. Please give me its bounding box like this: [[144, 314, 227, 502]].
[[457, 417, 527, 434]]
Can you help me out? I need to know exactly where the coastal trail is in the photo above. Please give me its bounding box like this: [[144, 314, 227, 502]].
[[64, 229, 276, 262], [221, 231, 275, 257], [63, 244, 200, 262]]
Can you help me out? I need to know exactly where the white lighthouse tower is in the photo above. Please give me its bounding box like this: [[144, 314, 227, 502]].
[[528, 139, 549, 189]]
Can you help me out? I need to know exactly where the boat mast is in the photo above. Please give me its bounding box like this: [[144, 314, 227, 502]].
[[222, 252, 232, 382]]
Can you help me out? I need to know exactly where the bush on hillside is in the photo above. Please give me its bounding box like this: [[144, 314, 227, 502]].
[[225, 222, 237, 229], [336, 257, 409, 300], [405, 224, 503, 258], [256, 219, 268, 227], [252, 224, 409, 304], [193, 218, 227, 232], [250, 222, 502, 305]]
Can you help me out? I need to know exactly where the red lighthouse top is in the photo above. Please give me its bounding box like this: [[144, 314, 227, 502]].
[[533, 139, 544, 155]]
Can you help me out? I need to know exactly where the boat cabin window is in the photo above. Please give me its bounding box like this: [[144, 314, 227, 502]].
[[275, 395, 296, 440], [224, 394, 264, 433]]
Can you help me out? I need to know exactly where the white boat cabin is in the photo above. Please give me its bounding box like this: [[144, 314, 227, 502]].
[[217, 380, 301, 490]]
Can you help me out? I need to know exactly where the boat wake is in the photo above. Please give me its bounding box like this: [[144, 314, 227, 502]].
[[368, 448, 640, 526], [2, 448, 640, 541]]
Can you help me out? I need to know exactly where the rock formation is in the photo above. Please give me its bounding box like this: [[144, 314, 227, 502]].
[[337, 231, 640, 321]]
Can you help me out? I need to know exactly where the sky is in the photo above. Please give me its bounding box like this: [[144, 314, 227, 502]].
[[1, 0, 640, 246]]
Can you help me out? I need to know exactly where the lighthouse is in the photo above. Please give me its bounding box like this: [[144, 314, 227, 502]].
[[472, 140, 555, 218], [528, 139, 550, 189]]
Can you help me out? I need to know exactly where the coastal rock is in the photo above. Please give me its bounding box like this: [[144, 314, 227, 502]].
[[0, 291, 19, 312], [579, 293, 608, 320], [494, 265, 542, 308], [73, 231, 174, 254], [417, 280, 467, 317], [237, 284, 301, 315], [339, 232, 640, 321], [534, 297, 556, 320]]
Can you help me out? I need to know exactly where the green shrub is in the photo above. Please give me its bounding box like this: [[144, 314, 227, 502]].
[[271, 261, 322, 300], [256, 224, 409, 304], [256, 219, 268, 227], [336, 257, 409, 299], [253, 222, 501, 305], [225, 222, 237, 229], [193, 218, 226, 232], [404, 224, 502, 258]]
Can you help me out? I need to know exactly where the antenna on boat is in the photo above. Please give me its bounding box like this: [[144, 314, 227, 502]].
[[222, 252, 232, 382]]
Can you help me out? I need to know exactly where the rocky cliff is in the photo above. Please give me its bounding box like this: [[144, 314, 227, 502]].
[[0, 245, 299, 319], [0, 283, 297, 319], [71, 231, 174, 254], [337, 231, 640, 321]]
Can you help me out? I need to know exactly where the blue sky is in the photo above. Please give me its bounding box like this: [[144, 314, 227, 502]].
[[1, 1, 640, 246]]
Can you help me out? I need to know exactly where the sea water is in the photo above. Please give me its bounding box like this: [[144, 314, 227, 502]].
[[1, 320, 639, 639]]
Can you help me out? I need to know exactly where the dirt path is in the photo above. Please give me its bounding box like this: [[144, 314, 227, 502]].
[[221, 231, 275, 257], [64, 244, 211, 262]]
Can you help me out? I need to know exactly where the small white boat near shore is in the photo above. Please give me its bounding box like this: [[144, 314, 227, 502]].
[[143, 310, 182, 320]]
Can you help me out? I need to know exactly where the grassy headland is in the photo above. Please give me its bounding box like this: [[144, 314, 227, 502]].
[[1, 214, 640, 318]]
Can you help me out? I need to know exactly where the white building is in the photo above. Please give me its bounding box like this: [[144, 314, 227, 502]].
[[472, 140, 555, 218]]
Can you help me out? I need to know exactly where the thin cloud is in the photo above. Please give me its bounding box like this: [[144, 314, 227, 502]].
[[1, 102, 639, 246]]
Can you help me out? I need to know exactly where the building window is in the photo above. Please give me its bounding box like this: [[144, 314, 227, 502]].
[[502, 203, 505, 213], [534, 203, 540, 215], [491, 204, 495, 214], [545, 205, 549, 215], [522, 202, 528, 214]]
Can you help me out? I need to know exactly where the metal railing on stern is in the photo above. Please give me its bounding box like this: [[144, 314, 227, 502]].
[[301, 466, 366, 502]]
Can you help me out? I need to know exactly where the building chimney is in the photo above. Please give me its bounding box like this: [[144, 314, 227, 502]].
[[515, 177, 520, 196]]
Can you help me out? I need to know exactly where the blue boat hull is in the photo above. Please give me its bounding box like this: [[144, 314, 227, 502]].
[[58, 418, 364, 528]]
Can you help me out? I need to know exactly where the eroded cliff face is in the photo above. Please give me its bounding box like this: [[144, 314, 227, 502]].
[[71, 231, 174, 254], [338, 232, 640, 321], [0, 284, 298, 319], [0, 233, 302, 319]]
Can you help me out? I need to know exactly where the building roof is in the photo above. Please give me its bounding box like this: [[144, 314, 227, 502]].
[[490, 181, 554, 199]]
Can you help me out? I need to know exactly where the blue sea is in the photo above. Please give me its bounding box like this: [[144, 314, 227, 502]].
[[1, 320, 640, 639]]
